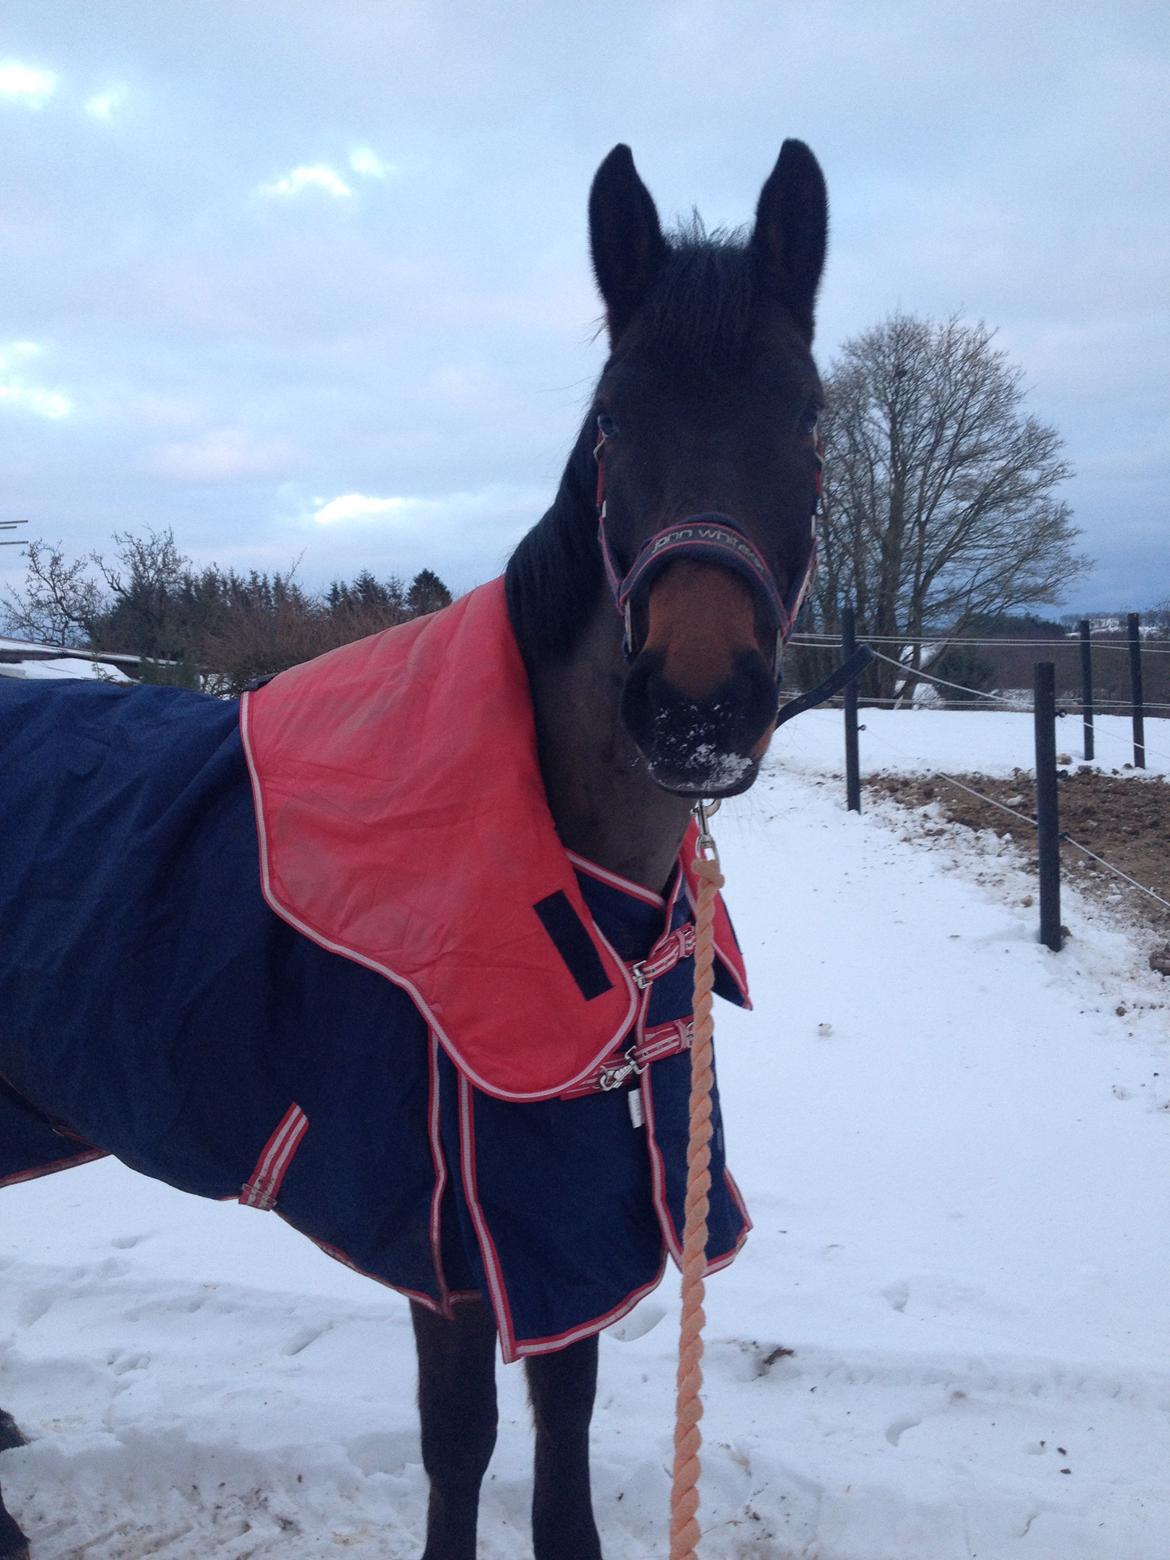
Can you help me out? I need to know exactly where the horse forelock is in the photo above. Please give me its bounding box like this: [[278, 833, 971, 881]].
[[506, 227, 776, 663], [633, 223, 759, 369]]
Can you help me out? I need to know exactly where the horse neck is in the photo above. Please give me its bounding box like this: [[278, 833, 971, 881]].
[[524, 600, 694, 899], [506, 431, 695, 895]]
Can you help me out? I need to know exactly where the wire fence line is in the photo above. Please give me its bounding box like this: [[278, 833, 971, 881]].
[[1059, 718, 1170, 769], [916, 770, 1039, 831], [1061, 839, 1170, 914], [790, 633, 1170, 653], [852, 648, 1170, 760], [802, 644, 1170, 768], [793, 609, 1170, 939], [810, 694, 1170, 714], [851, 720, 1170, 922], [776, 695, 1170, 766], [866, 648, 1033, 708], [1074, 699, 1170, 713]]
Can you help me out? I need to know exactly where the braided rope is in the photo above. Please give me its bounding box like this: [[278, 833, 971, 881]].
[[669, 836, 724, 1559]]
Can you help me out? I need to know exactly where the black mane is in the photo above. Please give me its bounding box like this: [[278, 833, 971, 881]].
[[504, 422, 602, 664], [505, 224, 759, 664]]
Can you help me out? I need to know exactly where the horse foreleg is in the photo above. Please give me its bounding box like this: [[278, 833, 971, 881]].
[[411, 1298, 498, 1560], [0, 1413, 30, 1560], [525, 1335, 603, 1560]]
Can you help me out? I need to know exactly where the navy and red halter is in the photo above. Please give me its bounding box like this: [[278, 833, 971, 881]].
[[592, 413, 823, 666]]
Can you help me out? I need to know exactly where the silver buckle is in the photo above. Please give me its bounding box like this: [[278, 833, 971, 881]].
[[598, 1046, 646, 1092]]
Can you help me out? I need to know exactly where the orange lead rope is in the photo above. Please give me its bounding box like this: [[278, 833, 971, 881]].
[[669, 805, 724, 1559]]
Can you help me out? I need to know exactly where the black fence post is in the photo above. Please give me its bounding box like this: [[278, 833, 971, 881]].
[[1033, 662, 1062, 952], [842, 604, 861, 813], [1079, 619, 1094, 762], [1127, 612, 1146, 769]]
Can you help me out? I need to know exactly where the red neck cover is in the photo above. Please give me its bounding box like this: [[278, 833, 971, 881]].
[[241, 578, 747, 1102]]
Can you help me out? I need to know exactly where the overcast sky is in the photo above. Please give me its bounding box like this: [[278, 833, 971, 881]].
[[2, 1, 1167, 616]]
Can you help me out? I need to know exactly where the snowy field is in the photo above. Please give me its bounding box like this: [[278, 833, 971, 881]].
[[780, 704, 1170, 782], [2, 709, 1168, 1558]]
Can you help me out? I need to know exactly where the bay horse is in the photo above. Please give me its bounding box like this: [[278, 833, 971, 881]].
[[0, 141, 827, 1559]]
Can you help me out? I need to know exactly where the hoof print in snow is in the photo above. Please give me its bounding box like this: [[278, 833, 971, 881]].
[[885, 1413, 921, 1447]]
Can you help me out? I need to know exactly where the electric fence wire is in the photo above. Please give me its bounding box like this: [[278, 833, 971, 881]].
[[789, 633, 1170, 653], [1060, 839, 1170, 914], [866, 648, 1032, 708], [795, 694, 1170, 714], [859, 649, 1170, 767], [851, 714, 1170, 920]]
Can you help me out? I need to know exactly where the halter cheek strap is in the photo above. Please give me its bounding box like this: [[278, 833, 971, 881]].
[[593, 417, 823, 666]]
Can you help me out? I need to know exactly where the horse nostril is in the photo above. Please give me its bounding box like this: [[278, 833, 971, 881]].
[[733, 650, 779, 749]]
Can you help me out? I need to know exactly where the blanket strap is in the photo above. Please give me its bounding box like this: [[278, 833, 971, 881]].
[[241, 1103, 309, 1210], [669, 813, 722, 1558], [556, 1018, 693, 1100]]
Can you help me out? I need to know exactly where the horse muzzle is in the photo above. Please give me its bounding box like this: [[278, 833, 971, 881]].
[[593, 414, 819, 795], [621, 641, 779, 798]]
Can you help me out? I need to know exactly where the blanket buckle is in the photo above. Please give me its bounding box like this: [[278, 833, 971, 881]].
[[598, 1046, 645, 1092]]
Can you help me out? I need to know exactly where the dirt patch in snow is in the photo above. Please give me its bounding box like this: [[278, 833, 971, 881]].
[[869, 766, 1170, 971]]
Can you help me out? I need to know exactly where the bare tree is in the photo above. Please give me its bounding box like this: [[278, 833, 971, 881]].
[[199, 595, 341, 695], [801, 313, 1089, 701], [0, 539, 104, 647], [4, 526, 454, 692], [89, 527, 191, 660]]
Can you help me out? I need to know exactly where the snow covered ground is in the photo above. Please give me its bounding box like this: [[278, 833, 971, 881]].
[[2, 710, 1167, 1558], [780, 704, 1170, 782]]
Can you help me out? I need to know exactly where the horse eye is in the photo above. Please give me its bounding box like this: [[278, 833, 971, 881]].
[[797, 403, 820, 435], [596, 413, 620, 439]]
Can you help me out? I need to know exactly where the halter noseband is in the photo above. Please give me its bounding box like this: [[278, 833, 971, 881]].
[[593, 416, 822, 669]]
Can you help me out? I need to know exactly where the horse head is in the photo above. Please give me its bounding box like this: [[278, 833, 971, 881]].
[[587, 142, 827, 797]]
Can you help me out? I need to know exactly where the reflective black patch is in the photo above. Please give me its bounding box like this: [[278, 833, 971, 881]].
[[532, 892, 614, 1001]]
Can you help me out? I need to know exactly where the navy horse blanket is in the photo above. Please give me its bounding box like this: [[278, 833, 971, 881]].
[[0, 581, 750, 1360]]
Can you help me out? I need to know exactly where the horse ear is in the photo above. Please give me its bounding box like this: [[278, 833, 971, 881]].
[[750, 139, 828, 342], [589, 145, 667, 343]]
